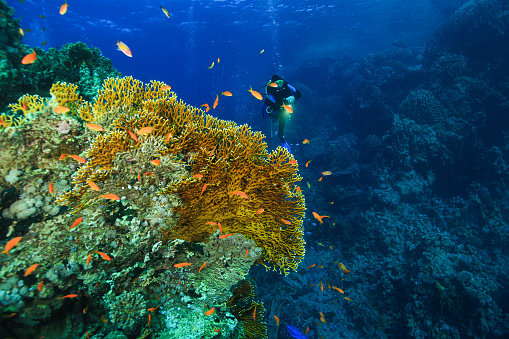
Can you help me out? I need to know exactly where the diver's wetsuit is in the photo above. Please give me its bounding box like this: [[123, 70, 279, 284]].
[[261, 75, 302, 143]]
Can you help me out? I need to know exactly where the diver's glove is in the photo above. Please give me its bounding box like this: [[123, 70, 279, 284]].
[[285, 96, 295, 104]]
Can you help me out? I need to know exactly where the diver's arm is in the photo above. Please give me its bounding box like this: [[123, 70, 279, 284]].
[[287, 84, 301, 100]]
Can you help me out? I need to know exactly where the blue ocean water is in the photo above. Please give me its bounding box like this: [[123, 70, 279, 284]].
[[3, 0, 509, 338]]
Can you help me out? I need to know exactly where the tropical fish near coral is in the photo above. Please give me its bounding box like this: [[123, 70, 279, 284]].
[[137, 126, 154, 135], [221, 91, 232, 96], [53, 106, 70, 114], [2, 237, 22, 254], [282, 104, 293, 113], [21, 50, 37, 64], [24, 264, 38, 276], [85, 123, 104, 131], [115, 41, 132, 57], [96, 251, 112, 261], [60, 2, 68, 15], [213, 94, 219, 109], [49, 181, 54, 193], [230, 190, 248, 199], [209, 61, 214, 69], [248, 86, 263, 100], [274, 315, 280, 326], [99, 194, 120, 201], [219, 234, 232, 239], [69, 217, 83, 230], [312, 212, 329, 224], [200, 103, 210, 112], [303, 139, 310, 144], [59, 294, 78, 299], [338, 262, 351, 275], [86, 180, 100, 191], [332, 286, 344, 294], [321, 171, 332, 176], [174, 263, 192, 268], [205, 307, 215, 316], [161, 85, 171, 91]]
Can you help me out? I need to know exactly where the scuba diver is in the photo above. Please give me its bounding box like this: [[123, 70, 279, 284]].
[[262, 74, 301, 153]]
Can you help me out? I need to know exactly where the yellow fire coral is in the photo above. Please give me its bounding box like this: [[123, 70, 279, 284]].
[[56, 76, 306, 275], [8, 94, 47, 115]]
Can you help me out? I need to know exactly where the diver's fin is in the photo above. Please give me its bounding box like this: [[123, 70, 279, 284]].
[[280, 137, 292, 153]]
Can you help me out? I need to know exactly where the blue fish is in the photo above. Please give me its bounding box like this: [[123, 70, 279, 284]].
[[287, 325, 308, 339]]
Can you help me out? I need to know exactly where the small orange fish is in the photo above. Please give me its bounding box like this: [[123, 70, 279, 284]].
[[330, 245, 334, 249], [2, 237, 22, 254], [248, 86, 263, 100], [205, 221, 217, 225], [100, 194, 120, 201], [221, 91, 232, 96], [59, 153, 68, 160], [296, 186, 302, 192], [230, 190, 248, 199], [0, 119, 7, 127], [205, 307, 215, 316], [137, 126, 154, 135], [97, 251, 112, 261], [318, 177, 323, 181], [217, 57, 220, 63], [268, 82, 278, 87], [320, 281, 324, 292], [327, 283, 331, 290], [219, 233, 232, 239], [161, 85, 171, 91], [138, 171, 141, 181], [115, 40, 132, 57], [165, 132, 172, 142], [128, 130, 138, 142], [303, 327, 310, 334], [69, 217, 83, 230], [305, 160, 311, 167], [338, 262, 351, 275], [332, 286, 344, 294], [303, 139, 310, 144], [213, 94, 219, 109], [174, 263, 192, 268], [49, 181, 54, 193], [85, 123, 104, 131], [160, 6, 171, 18], [194, 174, 203, 179], [86, 331, 90, 339], [86, 254, 91, 268], [344, 297, 353, 302], [147, 306, 160, 312], [53, 106, 70, 114], [24, 264, 38, 276], [217, 222, 222, 233], [200, 103, 210, 112], [282, 104, 293, 113], [200, 183, 207, 195], [37, 281, 44, 292], [143, 172, 154, 177], [59, 1, 68, 15], [307, 264, 316, 268], [319, 311, 326, 324], [86, 180, 100, 191], [21, 49, 37, 64], [209, 146, 216, 156], [151, 159, 161, 166], [256, 208, 264, 214], [312, 212, 329, 224], [321, 171, 332, 176], [100, 315, 108, 323], [274, 315, 280, 326], [209, 61, 214, 69], [245, 248, 249, 258], [68, 155, 86, 163], [289, 159, 297, 165], [281, 219, 291, 225], [253, 306, 256, 320], [148, 313, 152, 325], [19, 28, 24, 36], [59, 294, 78, 299], [213, 328, 221, 333], [42, 41, 47, 46], [198, 261, 206, 272]]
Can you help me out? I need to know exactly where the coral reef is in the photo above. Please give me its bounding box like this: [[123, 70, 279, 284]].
[[0, 76, 305, 338]]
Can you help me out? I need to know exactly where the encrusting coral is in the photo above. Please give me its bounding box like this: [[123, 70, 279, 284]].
[[0, 76, 305, 338]]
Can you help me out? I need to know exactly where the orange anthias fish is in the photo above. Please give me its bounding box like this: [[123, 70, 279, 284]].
[[21, 49, 37, 64], [305, 160, 311, 167], [209, 61, 214, 69], [174, 263, 192, 268], [344, 297, 353, 302], [321, 171, 332, 176], [100, 194, 120, 201], [49, 181, 54, 193], [217, 222, 223, 234], [213, 94, 219, 109], [115, 41, 132, 57], [289, 159, 297, 165], [37, 281, 44, 292], [205, 307, 215, 316], [312, 212, 329, 224], [137, 126, 154, 135], [307, 264, 316, 268], [281, 219, 291, 225], [69, 217, 83, 230], [230, 191, 248, 199], [253, 306, 256, 320], [148, 306, 160, 312], [161, 85, 171, 91], [282, 104, 293, 113], [274, 315, 280, 326], [128, 130, 138, 142], [86, 180, 100, 191], [194, 174, 203, 179], [24, 264, 38, 276], [268, 82, 278, 87], [320, 281, 324, 292], [303, 327, 310, 334], [200, 183, 207, 196], [59, 294, 78, 299], [160, 6, 170, 18], [318, 177, 323, 182], [85, 123, 104, 131], [86, 254, 92, 268], [97, 251, 112, 261], [221, 91, 232, 96], [319, 311, 326, 324], [2, 237, 22, 254], [68, 155, 86, 163], [256, 208, 264, 214], [59, 2, 68, 15], [332, 286, 344, 294], [165, 132, 172, 142], [200, 103, 210, 112], [248, 86, 263, 100], [53, 106, 70, 114], [245, 248, 249, 258], [219, 234, 232, 239], [338, 262, 351, 275], [151, 159, 161, 166], [198, 261, 206, 272], [303, 139, 310, 144]]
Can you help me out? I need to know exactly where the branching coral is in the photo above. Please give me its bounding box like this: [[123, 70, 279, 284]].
[[8, 94, 47, 115], [55, 76, 306, 275]]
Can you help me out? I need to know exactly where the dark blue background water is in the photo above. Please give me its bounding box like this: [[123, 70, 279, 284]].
[[10, 0, 444, 127]]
